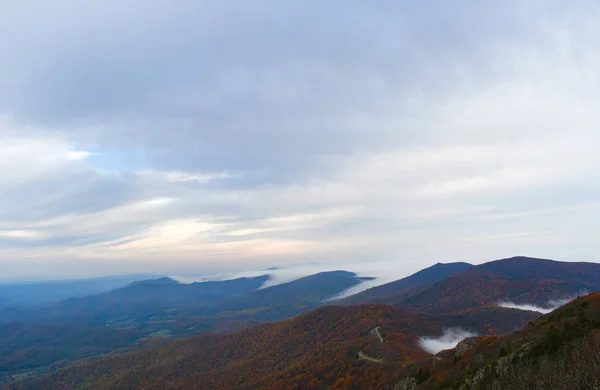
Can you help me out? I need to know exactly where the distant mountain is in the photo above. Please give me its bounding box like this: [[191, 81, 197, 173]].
[[383, 256, 600, 314], [0, 322, 140, 383], [128, 277, 180, 286], [476, 256, 600, 283], [117, 271, 374, 336], [336, 257, 598, 336], [0, 274, 157, 309], [187, 270, 371, 316], [337, 256, 600, 336], [0, 275, 269, 326], [342, 262, 472, 304]]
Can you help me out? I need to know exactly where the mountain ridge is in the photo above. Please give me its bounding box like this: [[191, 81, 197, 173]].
[[3, 256, 600, 388], [341, 261, 472, 305]]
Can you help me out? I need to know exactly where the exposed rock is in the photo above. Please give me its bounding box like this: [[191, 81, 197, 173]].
[[394, 377, 417, 390], [454, 337, 478, 358]]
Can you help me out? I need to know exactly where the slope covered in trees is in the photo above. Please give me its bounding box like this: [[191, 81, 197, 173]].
[[9, 305, 443, 389], [14, 293, 600, 389], [397, 292, 600, 389], [381, 257, 600, 314], [0, 323, 140, 383]]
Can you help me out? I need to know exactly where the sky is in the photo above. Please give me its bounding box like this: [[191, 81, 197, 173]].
[[1, 1, 600, 281]]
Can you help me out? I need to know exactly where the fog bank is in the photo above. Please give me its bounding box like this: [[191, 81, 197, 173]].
[[419, 328, 476, 354]]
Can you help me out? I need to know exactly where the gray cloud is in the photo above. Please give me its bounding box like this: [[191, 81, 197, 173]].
[[1, 2, 600, 279]]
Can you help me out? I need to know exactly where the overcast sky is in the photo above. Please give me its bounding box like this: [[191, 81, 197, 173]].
[[1, 1, 599, 281]]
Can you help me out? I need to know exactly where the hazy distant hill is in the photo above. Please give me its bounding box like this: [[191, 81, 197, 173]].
[[127, 277, 180, 287], [185, 270, 371, 316], [0, 275, 269, 326], [0, 275, 157, 309], [120, 271, 374, 336]]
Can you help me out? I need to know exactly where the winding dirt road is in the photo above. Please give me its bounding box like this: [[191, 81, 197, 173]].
[[358, 326, 385, 363], [358, 350, 383, 363], [372, 326, 384, 343]]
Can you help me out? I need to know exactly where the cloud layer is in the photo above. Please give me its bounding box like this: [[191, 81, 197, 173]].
[[419, 328, 477, 354], [498, 295, 579, 314], [170, 258, 432, 298], [1, 2, 600, 280]]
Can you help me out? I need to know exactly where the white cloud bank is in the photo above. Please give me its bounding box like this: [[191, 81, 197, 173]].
[[170, 258, 428, 296], [419, 328, 477, 354], [497, 295, 580, 314]]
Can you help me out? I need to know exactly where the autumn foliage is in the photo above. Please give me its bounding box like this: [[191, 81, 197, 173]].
[[12, 305, 441, 389]]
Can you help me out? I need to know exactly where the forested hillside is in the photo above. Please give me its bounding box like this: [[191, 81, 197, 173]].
[[0, 323, 140, 383], [397, 293, 600, 389], [9, 305, 441, 389], [13, 294, 600, 389]]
